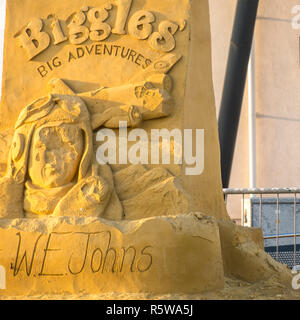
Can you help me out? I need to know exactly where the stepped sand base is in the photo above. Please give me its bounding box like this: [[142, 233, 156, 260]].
[[0, 213, 296, 299], [1, 277, 300, 300]]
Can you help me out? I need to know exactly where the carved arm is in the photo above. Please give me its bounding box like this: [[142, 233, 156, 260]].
[[92, 105, 143, 130]]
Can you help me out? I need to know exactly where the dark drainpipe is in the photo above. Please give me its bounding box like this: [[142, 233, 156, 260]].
[[218, 0, 259, 188]]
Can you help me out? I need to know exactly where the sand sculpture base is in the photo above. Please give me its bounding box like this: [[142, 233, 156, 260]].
[[0, 212, 292, 297]]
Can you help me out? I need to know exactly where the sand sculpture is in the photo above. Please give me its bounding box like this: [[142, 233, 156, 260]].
[[0, 0, 293, 297]]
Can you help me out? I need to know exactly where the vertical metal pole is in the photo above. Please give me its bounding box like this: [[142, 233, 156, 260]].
[[242, 194, 245, 226], [276, 194, 279, 261], [294, 193, 297, 267], [248, 43, 257, 190], [218, 0, 259, 188], [259, 193, 262, 228]]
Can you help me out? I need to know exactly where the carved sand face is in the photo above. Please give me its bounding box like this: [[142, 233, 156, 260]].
[[28, 124, 84, 188]]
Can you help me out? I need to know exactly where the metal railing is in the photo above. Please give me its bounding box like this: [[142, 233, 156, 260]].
[[223, 188, 300, 268]]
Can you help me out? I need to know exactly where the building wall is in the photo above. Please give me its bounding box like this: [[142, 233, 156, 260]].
[[209, 0, 300, 220]]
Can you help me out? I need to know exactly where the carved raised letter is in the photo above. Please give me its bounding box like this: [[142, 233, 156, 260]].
[[51, 19, 68, 45], [88, 4, 113, 41], [112, 0, 133, 34], [149, 21, 179, 52], [15, 18, 50, 60], [128, 10, 155, 40], [68, 9, 89, 45]]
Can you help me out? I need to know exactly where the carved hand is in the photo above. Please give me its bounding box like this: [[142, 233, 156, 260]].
[[53, 175, 112, 217]]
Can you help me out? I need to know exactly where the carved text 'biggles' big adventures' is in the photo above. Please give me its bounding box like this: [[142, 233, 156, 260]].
[[15, 0, 186, 60]]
